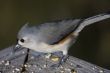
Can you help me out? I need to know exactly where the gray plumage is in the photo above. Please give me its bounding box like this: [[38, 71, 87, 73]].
[[37, 19, 81, 44], [18, 19, 81, 45], [18, 13, 110, 45], [17, 12, 110, 55]]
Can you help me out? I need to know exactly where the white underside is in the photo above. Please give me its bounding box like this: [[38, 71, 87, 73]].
[[18, 34, 72, 55], [27, 42, 69, 55], [25, 38, 71, 55]]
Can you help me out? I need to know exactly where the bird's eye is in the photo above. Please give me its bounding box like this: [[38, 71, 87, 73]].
[[20, 39, 25, 43]]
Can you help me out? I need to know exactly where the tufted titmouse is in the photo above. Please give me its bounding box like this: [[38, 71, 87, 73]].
[[16, 13, 110, 56]]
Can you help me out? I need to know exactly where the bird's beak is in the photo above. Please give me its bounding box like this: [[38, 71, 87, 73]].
[[12, 44, 22, 52], [15, 44, 21, 49]]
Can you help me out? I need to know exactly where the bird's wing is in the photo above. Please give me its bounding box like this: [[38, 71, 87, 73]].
[[38, 19, 81, 45], [38, 13, 110, 45]]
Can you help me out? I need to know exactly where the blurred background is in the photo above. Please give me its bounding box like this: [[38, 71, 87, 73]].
[[0, 0, 110, 69]]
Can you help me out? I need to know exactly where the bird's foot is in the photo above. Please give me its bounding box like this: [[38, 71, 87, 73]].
[[50, 55, 69, 68]]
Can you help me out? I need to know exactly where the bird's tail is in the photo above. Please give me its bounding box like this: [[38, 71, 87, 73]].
[[74, 12, 110, 35]]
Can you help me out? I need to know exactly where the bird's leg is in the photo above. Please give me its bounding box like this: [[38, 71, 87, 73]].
[[50, 52, 69, 68], [60, 55, 69, 64], [58, 55, 69, 67]]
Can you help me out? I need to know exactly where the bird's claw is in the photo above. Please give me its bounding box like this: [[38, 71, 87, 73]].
[[50, 55, 69, 68]]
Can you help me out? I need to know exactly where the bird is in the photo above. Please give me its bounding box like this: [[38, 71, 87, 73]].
[[16, 12, 110, 56]]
